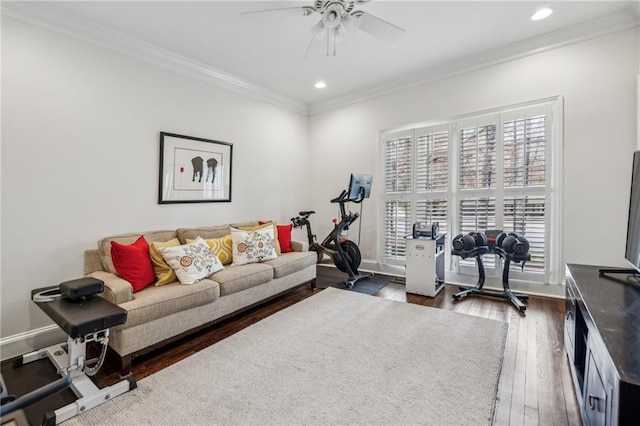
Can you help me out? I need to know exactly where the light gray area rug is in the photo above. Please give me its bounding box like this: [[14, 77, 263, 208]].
[[65, 288, 508, 425]]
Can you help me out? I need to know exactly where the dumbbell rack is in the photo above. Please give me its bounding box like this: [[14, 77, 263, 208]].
[[451, 233, 530, 313], [494, 247, 530, 312]]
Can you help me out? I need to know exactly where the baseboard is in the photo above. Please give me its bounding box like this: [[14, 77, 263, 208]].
[[334, 260, 566, 299], [0, 324, 66, 361]]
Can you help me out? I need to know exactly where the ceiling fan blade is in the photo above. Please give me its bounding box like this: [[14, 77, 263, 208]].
[[242, 6, 315, 21], [304, 35, 316, 59], [355, 11, 405, 42]]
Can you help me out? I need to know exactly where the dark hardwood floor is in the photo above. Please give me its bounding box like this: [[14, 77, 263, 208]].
[[4, 267, 582, 425], [376, 279, 581, 426]]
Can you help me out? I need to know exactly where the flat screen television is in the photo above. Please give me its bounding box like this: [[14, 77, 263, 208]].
[[625, 150, 640, 272], [347, 173, 373, 201]]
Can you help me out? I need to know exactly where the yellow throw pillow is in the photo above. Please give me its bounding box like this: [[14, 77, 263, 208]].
[[149, 238, 181, 286], [186, 235, 233, 265], [238, 222, 281, 255]]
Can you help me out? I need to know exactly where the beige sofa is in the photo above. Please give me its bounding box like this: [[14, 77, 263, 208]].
[[83, 221, 317, 373]]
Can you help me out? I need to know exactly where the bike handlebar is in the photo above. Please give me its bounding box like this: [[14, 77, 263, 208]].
[[330, 189, 348, 203]]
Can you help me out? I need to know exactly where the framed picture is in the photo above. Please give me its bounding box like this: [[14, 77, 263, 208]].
[[158, 132, 233, 204]]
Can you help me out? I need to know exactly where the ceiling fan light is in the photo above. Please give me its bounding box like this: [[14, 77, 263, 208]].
[[322, 10, 341, 28], [311, 19, 325, 39]]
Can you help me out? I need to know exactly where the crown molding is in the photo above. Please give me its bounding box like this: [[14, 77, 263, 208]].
[[1, 1, 309, 115], [3, 3, 637, 117], [309, 9, 640, 115]]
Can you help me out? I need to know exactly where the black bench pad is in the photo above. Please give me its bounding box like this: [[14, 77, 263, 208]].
[[32, 288, 127, 338]]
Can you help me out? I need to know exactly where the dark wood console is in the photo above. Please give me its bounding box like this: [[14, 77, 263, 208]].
[[565, 264, 640, 426]]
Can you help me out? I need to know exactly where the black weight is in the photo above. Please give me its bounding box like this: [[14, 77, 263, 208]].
[[501, 235, 518, 253], [452, 234, 466, 251], [473, 232, 488, 247], [461, 234, 476, 251], [496, 232, 507, 248], [513, 236, 530, 255]]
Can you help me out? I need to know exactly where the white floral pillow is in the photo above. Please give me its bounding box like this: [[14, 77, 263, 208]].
[[160, 237, 224, 285], [230, 226, 277, 266]]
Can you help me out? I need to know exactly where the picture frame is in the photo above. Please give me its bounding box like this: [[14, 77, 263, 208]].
[[158, 132, 233, 204]]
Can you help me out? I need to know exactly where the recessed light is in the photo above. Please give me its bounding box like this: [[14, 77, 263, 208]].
[[531, 7, 553, 21], [314, 81, 327, 89]]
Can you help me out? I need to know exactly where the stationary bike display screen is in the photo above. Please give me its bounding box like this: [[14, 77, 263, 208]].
[[347, 173, 373, 201]]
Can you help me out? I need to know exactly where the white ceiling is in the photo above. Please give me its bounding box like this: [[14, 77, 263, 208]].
[[4, 1, 639, 114]]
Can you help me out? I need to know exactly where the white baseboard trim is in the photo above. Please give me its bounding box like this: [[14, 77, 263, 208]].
[[0, 324, 66, 361], [353, 260, 566, 299]]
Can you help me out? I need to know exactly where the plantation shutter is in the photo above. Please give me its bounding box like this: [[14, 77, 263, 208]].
[[383, 131, 412, 263], [501, 113, 548, 275], [415, 126, 449, 237], [457, 121, 498, 270], [380, 100, 559, 285], [503, 196, 545, 272], [384, 200, 411, 259]]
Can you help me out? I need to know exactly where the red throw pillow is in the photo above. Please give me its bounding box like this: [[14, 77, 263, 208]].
[[277, 223, 294, 253], [259, 221, 294, 253], [111, 236, 156, 292]]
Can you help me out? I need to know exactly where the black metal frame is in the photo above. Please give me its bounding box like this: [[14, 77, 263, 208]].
[[158, 132, 233, 204], [291, 188, 371, 288], [452, 246, 530, 313]]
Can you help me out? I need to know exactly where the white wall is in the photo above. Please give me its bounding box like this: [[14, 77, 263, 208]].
[[2, 16, 638, 351], [309, 28, 638, 270], [1, 17, 310, 342]]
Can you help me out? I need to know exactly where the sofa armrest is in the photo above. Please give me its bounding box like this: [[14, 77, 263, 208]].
[[291, 240, 309, 252], [87, 271, 133, 305]]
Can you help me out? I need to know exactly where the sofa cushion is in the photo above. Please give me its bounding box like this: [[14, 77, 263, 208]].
[[263, 251, 318, 278], [176, 225, 230, 244], [118, 278, 220, 328], [161, 238, 225, 285], [110, 236, 156, 293], [231, 226, 277, 265], [210, 263, 273, 296], [98, 230, 178, 275]]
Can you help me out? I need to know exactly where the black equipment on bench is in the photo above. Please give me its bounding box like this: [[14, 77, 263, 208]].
[[8, 277, 136, 425], [412, 222, 439, 239], [291, 174, 373, 288], [451, 231, 530, 313]]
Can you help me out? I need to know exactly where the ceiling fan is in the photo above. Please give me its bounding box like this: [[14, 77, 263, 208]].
[[243, 0, 405, 57]]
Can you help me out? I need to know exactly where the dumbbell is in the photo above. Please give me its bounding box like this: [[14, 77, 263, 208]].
[[469, 231, 488, 248], [500, 233, 530, 255], [452, 233, 476, 252]]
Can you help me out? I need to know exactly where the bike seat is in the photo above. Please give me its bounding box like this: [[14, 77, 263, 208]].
[[299, 210, 315, 216]]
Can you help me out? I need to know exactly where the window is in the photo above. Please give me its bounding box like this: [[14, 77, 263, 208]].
[[381, 99, 562, 285], [383, 131, 412, 263], [383, 126, 449, 265]]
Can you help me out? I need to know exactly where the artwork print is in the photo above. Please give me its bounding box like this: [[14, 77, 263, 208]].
[[159, 132, 233, 203]]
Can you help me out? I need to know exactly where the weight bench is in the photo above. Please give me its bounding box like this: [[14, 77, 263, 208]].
[[11, 278, 136, 425]]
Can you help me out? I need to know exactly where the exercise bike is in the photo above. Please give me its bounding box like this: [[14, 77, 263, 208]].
[[291, 187, 372, 288]]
